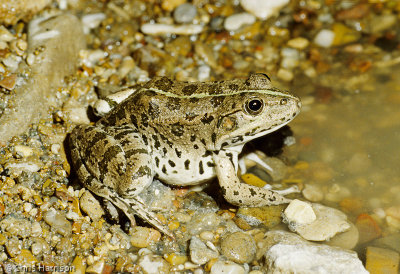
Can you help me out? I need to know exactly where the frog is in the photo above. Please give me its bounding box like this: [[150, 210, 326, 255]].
[[69, 73, 301, 236]]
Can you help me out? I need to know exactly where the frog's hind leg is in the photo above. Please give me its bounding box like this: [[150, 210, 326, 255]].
[[69, 124, 172, 237]]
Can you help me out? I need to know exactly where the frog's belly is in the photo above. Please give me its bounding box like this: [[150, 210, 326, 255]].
[[154, 155, 216, 186]]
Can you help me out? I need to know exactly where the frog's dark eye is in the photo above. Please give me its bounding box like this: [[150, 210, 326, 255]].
[[245, 98, 264, 115], [280, 98, 288, 105]]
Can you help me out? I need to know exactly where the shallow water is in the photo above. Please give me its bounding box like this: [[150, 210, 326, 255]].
[[290, 64, 400, 232]]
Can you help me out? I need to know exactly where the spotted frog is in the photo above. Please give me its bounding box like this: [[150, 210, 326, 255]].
[[69, 73, 301, 236]]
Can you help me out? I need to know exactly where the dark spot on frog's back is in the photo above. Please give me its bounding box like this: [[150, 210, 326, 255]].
[[148, 101, 160, 119], [182, 84, 198, 95], [210, 96, 224, 108], [229, 84, 239, 91], [207, 84, 223, 95], [171, 123, 184, 137], [200, 114, 214, 124], [154, 77, 173, 91], [166, 97, 181, 111], [141, 113, 149, 127]]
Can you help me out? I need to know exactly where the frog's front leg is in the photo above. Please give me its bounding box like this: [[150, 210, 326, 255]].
[[70, 124, 172, 236], [213, 152, 290, 207]]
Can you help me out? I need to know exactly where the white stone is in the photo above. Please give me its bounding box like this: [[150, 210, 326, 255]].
[[240, 0, 289, 20], [283, 202, 351, 241], [210, 260, 245, 274], [14, 145, 33, 158], [224, 12, 256, 31], [190, 236, 219, 265], [284, 199, 316, 225], [81, 13, 106, 33], [314, 29, 335, 48], [141, 23, 203, 35], [264, 231, 368, 274], [277, 68, 293, 82], [79, 191, 105, 221]]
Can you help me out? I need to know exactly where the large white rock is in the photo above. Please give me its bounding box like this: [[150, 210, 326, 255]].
[[282, 201, 350, 241], [240, 0, 289, 20], [264, 231, 368, 274]]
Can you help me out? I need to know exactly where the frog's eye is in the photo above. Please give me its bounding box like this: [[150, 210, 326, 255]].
[[244, 98, 264, 115], [280, 98, 288, 105]]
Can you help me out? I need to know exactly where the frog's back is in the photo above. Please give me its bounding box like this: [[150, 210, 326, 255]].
[[143, 76, 248, 96]]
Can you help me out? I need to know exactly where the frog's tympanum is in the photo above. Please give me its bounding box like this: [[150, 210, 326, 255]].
[[69, 73, 301, 236]]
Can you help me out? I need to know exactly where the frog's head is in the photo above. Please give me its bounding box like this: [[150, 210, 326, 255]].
[[213, 73, 301, 151]]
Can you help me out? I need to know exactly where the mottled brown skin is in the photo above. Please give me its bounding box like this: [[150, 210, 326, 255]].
[[69, 73, 301, 236]]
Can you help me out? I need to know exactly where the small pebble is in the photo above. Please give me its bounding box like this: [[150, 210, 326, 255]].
[[190, 236, 219, 265], [14, 145, 33, 158], [287, 37, 309, 50], [173, 3, 197, 24], [43, 208, 72, 236], [277, 68, 294, 81], [221, 232, 256, 264], [130, 227, 161, 248], [79, 190, 105, 221], [138, 254, 170, 274], [0, 25, 14, 42], [302, 184, 324, 202], [224, 13, 256, 31], [210, 260, 245, 274], [240, 0, 289, 20], [141, 23, 203, 35], [314, 29, 335, 48], [283, 199, 316, 225]]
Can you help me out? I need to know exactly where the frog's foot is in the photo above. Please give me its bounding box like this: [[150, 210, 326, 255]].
[[214, 154, 291, 207], [107, 192, 174, 238], [238, 152, 273, 175], [267, 185, 300, 196]]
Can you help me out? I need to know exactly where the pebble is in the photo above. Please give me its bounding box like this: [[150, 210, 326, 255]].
[[81, 13, 106, 33], [277, 68, 294, 82], [187, 212, 221, 235], [13, 249, 38, 265], [224, 13, 256, 32], [173, 3, 197, 24], [189, 236, 219, 265], [283, 202, 351, 241], [314, 29, 335, 48], [138, 254, 170, 274], [280, 47, 300, 69], [86, 259, 105, 274], [240, 0, 289, 20], [326, 222, 359, 250], [0, 215, 31, 238], [43, 208, 72, 236], [332, 23, 361, 46], [130, 227, 161, 248], [5, 237, 21, 257], [141, 23, 203, 35], [161, 0, 186, 12], [236, 205, 285, 228], [14, 145, 33, 158], [302, 184, 324, 202], [221, 232, 256, 264], [369, 14, 397, 34], [0, 25, 14, 42], [283, 199, 316, 225], [287, 37, 309, 50], [0, 73, 17, 90], [79, 190, 105, 221], [365, 246, 399, 273], [210, 260, 245, 274], [0, 0, 51, 25], [264, 231, 368, 273]]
